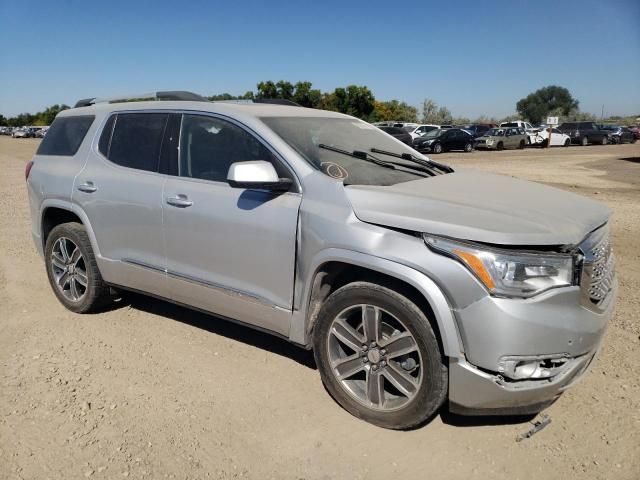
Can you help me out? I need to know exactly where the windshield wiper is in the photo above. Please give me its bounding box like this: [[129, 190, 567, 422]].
[[318, 144, 430, 178], [318, 144, 423, 174], [370, 148, 454, 174]]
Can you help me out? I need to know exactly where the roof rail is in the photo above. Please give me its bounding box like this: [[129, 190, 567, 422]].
[[213, 98, 301, 107], [73, 90, 209, 108]]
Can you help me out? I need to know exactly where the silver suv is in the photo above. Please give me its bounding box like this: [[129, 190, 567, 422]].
[[26, 91, 616, 429]]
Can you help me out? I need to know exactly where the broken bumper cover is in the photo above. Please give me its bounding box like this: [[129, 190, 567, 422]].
[[447, 283, 615, 416], [448, 349, 599, 415]]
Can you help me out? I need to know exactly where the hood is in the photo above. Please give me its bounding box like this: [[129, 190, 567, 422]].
[[345, 169, 611, 246]]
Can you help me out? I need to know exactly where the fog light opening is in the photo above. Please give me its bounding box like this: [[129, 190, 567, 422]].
[[500, 356, 570, 381]]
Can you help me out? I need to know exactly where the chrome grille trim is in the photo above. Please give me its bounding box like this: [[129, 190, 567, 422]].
[[579, 225, 615, 311]]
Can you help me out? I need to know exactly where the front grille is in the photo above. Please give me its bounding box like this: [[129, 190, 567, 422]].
[[579, 225, 615, 309]]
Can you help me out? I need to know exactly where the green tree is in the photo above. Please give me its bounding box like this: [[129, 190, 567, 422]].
[[33, 104, 70, 125], [291, 81, 322, 108], [516, 86, 579, 124], [275, 80, 294, 100], [256, 80, 278, 99], [0, 114, 7, 126], [420, 98, 452, 124], [371, 100, 418, 122]]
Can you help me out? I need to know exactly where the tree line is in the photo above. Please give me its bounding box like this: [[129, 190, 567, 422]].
[[1, 83, 632, 127]]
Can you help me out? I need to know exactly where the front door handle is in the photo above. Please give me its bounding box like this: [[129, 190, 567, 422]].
[[166, 194, 193, 208], [77, 182, 97, 193]]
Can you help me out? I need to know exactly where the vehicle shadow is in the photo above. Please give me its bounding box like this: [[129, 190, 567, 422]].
[[439, 409, 536, 427], [119, 292, 317, 370], [618, 156, 640, 163]]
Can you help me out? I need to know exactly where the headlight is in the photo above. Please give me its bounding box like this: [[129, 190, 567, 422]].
[[424, 235, 574, 297]]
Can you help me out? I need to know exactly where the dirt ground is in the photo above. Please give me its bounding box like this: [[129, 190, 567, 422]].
[[1, 136, 638, 480]]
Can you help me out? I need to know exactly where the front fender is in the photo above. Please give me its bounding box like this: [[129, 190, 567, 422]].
[[289, 248, 463, 358]]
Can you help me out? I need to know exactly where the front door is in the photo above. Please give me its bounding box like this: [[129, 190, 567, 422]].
[[162, 114, 301, 335]]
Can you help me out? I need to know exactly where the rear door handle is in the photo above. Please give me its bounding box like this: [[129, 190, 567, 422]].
[[77, 182, 97, 193], [166, 194, 193, 208]]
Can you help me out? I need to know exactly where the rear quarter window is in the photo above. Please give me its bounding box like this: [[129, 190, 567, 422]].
[[36, 116, 95, 156]]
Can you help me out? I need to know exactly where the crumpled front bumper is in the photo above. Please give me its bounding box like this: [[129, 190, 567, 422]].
[[447, 282, 616, 415]]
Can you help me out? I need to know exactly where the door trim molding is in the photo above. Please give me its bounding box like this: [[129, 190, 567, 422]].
[[122, 258, 289, 312]]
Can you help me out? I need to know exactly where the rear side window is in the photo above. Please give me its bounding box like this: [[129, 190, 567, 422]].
[[106, 113, 168, 172], [36, 116, 94, 156]]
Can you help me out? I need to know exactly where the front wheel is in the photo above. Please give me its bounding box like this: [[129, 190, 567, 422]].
[[564, 139, 570, 147], [518, 140, 525, 149], [581, 136, 589, 146], [601, 136, 608, 145], [313, 282, 447, 430], [432, 143, 442, 154], [496, 142, 504, 151], [463, 142, 473, 152], [45, 222, 112, 313]]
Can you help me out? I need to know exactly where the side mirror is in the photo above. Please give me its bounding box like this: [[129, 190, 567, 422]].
[[227, 160, 292, 192]]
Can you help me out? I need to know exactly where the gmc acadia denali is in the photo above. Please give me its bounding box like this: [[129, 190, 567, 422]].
[[26, 91, 616, 429]]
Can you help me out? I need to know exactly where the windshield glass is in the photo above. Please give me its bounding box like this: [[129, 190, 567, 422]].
[[261, 116, 427, 186], [486, 128, 505, 136]]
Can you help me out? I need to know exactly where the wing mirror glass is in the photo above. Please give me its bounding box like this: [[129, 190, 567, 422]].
[[227, 161, 292, 191]]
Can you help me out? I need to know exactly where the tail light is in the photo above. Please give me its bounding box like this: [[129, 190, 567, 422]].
[[25, 160, 34, 181]]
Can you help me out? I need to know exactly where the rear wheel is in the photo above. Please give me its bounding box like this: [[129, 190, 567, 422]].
[[463, 142, 473, 152], [313, 282, 447, 430], [45, 222, 112, 313], [518, 139, 525, 149], [581, 136, 588, 146]]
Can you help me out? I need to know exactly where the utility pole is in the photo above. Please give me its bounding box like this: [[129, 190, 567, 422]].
[[601, 104, 604, 121]]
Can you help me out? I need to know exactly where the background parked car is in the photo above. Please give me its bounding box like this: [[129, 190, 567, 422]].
[[557, 121, 608, 146], [404, 124, 439, 139], [600, 125, 636, 144], [499, 120, 537, 144], [475, 127, 527, 150], [459, 124, 492, 138], [413, 128, 474, 153], [12, 128, 29, 138], [627, 125, 640, 140], [532, 127, 571, 147], [377, 126, 414, 145]]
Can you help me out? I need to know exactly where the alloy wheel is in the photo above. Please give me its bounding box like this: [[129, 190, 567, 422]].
[[326, 304, 423, 412], [50, 237, 88, 302]]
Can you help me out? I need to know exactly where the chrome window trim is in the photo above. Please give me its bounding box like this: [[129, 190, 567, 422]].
[[89, 108, 302, 193]]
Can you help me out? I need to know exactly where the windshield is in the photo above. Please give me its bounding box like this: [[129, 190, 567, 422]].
[[261, 116, 428, 186], [486, 128, 505, 136]]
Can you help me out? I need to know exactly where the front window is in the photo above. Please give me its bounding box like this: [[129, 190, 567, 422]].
[[261, 116, 430, 186]]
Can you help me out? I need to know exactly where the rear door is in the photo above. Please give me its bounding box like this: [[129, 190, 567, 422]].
[[73, 112, 170, 297], [161, 113, 301, 335]]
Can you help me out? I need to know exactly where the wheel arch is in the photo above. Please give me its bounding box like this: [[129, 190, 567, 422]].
[[291, 249, 463, 359], [40, 200, 101, 257]]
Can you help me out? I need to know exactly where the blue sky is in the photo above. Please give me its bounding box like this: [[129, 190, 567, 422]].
[[1, 0, 639, 118]]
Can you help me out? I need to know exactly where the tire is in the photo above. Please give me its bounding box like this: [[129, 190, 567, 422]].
[[313, 282, 447, 430], [518, 140, 525, 149], [44, 222, 112, 313], [541, 139, 549, 148], [601, 136, 608, 145], [432, 143, 442, 154], [496, 142, 504, 151], [463, 142, 473, 152], [563, 139, 570, 147], [581, 136, 588, 146]]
